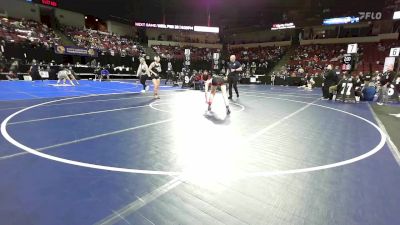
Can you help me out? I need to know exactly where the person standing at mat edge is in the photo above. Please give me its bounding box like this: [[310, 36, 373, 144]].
[[149, 56, 162, 99], [136, 57, 150, 93], [227, 55, 242, 99], [322, 64, 337, 100]]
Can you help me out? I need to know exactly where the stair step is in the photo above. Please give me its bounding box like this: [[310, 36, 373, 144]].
[[54, 29, 76, 46], [267, 46, 294, 75]]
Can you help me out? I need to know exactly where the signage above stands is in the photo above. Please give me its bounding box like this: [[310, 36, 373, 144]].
[[389, 47, 400, 57], [347, 43, 358, 54], [358, 12, 382, 20], [134, 22, 219, 33], [41, 0, 57, 7], [55, 45, 98, 57], [271, 23, 295, 30], [323, 17, 359, 25], [194, 26, 219, 33], [27, 0, 58, 7]]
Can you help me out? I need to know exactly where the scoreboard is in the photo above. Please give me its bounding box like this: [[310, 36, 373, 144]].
[[342, 43, 358, 71], [342, 54, 353, 71]]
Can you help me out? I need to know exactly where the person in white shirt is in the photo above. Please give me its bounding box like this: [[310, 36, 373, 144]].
[[136, 58, 150, 93]]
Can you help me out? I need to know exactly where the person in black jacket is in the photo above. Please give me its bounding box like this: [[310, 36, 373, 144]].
[[227, 55, 242, 99], [322, 64, 337, 100], [351, 73, 363, 101], [29, 60, 42, 81]]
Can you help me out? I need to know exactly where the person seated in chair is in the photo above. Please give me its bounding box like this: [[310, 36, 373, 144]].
[[7, 60, 19, 81], [362, 82, 376, 101], [351, 73, 363, 102], [329, 72, 348, 100]]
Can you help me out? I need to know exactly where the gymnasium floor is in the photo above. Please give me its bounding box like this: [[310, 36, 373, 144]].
[[0, 80, 399, 225]]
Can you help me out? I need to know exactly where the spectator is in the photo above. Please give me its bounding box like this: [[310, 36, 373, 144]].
[[97, 67, 110, 82], [7, 60, 19, 80], [322, 64, 337, 100], [377, 69, 395, 105], [62, 26, 144, 57], [363, 82, 376, 101], [0, 17, 61, 47], [29, 59, 41, 81], [251, 61, 257, 75]]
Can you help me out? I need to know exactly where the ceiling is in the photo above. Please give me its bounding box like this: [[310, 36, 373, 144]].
[[56, 0, 386, 28]]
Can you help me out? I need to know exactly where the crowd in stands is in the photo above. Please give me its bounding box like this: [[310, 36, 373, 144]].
[[0, 14, 398, 97], [150, 45, 285, 75], [284, 44, 346, 77], [358, 40, 400, 72], [281, 40, 400, 79], [230, 46, 285, 63], [154, 45, 284, 75], [152, 45, 219, 61], [227, 46, 286, 74], [152, 30, 219, 44], [0, 17, 61, 48], [61, 26, 144, 57]]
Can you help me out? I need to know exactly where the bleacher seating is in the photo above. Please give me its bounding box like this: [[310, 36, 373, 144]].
[[286, 44, 346, 76], [0, 17, 61, 48], [284, 40, 400, 76], [358, 40, 400, 73], [152, 45, 219, 61], [229, 46, 285, 62], [0, 15, 399, 82], [62, 26, 144, 57]]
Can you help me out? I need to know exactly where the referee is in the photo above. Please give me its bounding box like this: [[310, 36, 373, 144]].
[[227, 55, 242, 99]]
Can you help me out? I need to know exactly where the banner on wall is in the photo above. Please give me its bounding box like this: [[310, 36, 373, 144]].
[[271, 23, 295, 30], [54, 45, 98, 57], [134, 22, 219, 33], [383, 57, 395, 72]]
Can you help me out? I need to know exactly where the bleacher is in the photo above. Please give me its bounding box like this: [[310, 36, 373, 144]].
[[229, 46, 286, 62], [358, 40, 400, 73], [286, 44, 345, 75], [151, 45, 220, 61], [283, 40, 400, 76], [61, 26, 144, 57], [0, 17, 61, 47]]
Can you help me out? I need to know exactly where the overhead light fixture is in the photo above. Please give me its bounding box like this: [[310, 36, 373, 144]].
[[323, 16, 359, 25], [393, 11, 400, 20]]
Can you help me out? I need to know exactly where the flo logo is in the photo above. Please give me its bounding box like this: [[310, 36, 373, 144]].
[[359, 12, 382, 20]]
